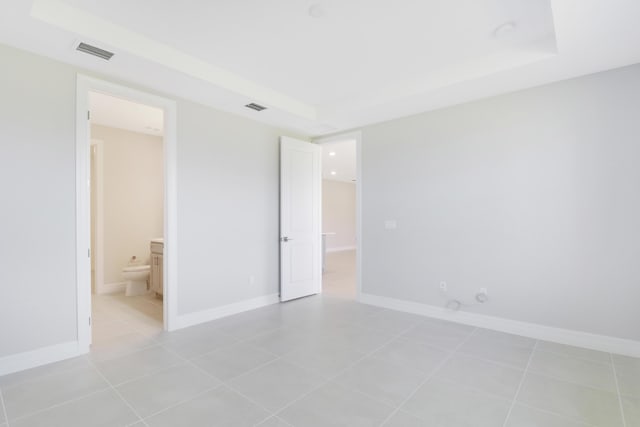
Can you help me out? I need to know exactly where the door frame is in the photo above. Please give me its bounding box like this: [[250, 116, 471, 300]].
[[76, 74, 178, 352], [312, 131, 363, 300], [90, 139, 104, 298]]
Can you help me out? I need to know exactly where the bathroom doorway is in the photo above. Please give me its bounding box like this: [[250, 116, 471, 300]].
[[76, 75, 178, 353], [89, 91, 165, 346], [314, 132, 362, 300]]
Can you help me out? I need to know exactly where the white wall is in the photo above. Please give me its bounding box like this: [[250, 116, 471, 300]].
[[91, 125, 164, 286], [0, 43, 306, 361], [0, 46, 78, 358], [322, 179, 356, 251], [175, 100, 284, 315], [361, 63, 640, 342]]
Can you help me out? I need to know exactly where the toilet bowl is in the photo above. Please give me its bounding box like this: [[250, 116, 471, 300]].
[[122, 264, 151, 296]]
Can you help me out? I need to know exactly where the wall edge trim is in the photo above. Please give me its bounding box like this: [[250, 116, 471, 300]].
[[0, 341, 87, 377], [173, 294, 280, 330], [96, 282, 127, 295], [358, 293, 640, 357]]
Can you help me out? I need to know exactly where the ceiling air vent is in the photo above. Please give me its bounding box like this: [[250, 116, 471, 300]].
[[76, 42, 114, 61], [245, 103, 267, 112]]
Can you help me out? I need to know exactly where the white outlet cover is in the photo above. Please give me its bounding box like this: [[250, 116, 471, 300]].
[[384, 220, 397, 230]]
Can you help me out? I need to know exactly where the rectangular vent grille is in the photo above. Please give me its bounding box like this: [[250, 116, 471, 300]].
[[76, 42, 114, 60], [245, 103, 267, 112]]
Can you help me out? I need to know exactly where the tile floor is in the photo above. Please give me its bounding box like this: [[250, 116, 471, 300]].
[[322, 250, 356, 300], [91, 293, 163, 347], [0, 253, 637, 426]]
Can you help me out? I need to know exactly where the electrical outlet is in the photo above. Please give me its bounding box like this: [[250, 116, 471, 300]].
[[439, 281, 448, 292], [249, 275, 256, 285], [476, 287, 489, 303]]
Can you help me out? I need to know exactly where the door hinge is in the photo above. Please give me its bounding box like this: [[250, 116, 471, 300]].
[[87, 110, 91, 120], [88, 248, 91, 257], [89, 316, 91, 326]]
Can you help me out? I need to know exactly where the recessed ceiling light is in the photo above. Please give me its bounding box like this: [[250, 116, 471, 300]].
[[329, 151, 336, 156], [493, 21, 517, 38], [308, 4, 325, 18], [330, 171, 337, 175]]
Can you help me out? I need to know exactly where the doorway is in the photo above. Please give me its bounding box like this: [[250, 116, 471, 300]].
[[314, 132, 362, 300], [76, 75, 178, 353], [89, 91, 165, 345]]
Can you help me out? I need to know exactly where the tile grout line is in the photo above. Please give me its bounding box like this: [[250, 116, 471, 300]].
[[134, 384, 223, 422], [0, 387, 9, 427], [86, 359, 150, 427], [101, 359, 186, 388], [157, 342, 280, 384], [4, 387, 112, 424], [430, 375, 599, 427], [261, 417, 294, 427], [5, 294, 630, 427], [519, 370, 621, 395], [196, 364, 280, 414], [4, 302, 358, 423], [378, 326, 480, 426], [443, 346, 625, 396], [610, 353, 628, 427], [155, 342, 284, 420], [514, 401, 599, 427], [150, 337, 309, 425], [167, 323, 389, 420], [370, 355, 607, 427], [90, 338, 162, 362], [211, 324, 422, 420], [0, 357, 93, 392], [501, 340, 539, 427], [269, 321, 424, 421], [535, 347, 613, 366]]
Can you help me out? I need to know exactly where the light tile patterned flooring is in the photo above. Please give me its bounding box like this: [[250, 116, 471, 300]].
[[91, 292, 164, 348], [0, 251, 638, 426]]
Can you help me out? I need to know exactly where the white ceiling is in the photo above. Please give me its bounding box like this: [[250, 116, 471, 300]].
[[321, 139, 356, 183], [1, 1, 640, 136], [90, 91, 164, 136]]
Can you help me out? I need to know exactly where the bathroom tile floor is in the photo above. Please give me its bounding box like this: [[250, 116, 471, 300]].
[[91, 293, 164, 347], [1, 255, 637, 426]]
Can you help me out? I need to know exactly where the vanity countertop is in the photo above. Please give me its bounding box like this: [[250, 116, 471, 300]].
[[151, 238, 164, 244]]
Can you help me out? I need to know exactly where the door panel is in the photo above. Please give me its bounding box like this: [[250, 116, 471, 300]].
[[280, 137, 321, 302]]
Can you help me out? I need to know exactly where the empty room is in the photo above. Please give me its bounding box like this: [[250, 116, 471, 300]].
[[1, 1, 639, 426]]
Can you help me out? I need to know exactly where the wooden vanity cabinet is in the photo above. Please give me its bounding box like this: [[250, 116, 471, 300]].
[[150, 241, 164, 296]]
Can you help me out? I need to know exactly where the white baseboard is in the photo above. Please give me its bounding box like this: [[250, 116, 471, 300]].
[[0, 341, 86, 376], [358, 293, 640, 358], [97, 281, 126, 295], [174, 294, 280, 330], [326, 246, 356, 253]]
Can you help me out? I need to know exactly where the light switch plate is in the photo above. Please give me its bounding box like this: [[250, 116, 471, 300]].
[[385, 220, 397, 230]]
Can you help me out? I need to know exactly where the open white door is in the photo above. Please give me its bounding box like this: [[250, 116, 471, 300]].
[[280, 136, 322, 302]]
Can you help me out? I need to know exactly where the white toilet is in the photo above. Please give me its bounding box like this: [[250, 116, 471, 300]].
[[122, 264, 151, 296]]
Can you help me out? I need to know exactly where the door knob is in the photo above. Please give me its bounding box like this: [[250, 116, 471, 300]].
[[281, 236, 293, 242]]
